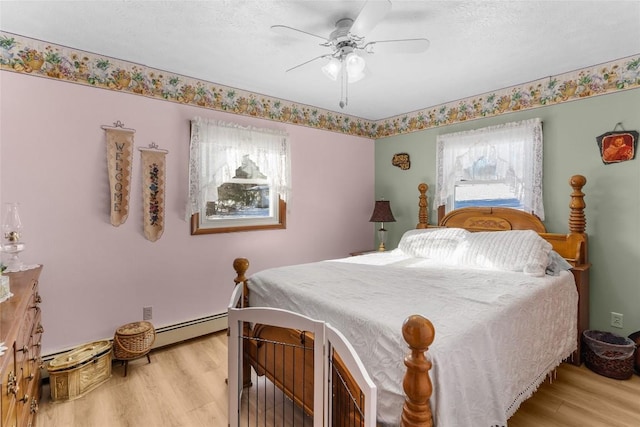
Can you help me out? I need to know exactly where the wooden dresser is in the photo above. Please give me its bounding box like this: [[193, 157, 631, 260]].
[[1, 266, 43, 427]]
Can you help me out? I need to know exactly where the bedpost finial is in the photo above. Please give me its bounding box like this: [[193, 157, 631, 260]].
[[401, 315, 435, 427], [233, 258, 250, 284], [402, 315, 435, 350], [570, 174, 586, 190], [417, 183, 429, 229], [568, 175, 586, 234]]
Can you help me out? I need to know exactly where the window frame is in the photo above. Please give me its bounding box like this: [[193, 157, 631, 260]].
[[190, 197, 286, 234]]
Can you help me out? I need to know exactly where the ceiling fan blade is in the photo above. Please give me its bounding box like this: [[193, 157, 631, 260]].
[[350, 0, 392, 36], [365, 38, 430, 54], [271, 25, 328, 43], [286, 54, 333, 73]]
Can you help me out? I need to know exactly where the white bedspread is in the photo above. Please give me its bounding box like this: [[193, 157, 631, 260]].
[[247, 251, 578, 426]]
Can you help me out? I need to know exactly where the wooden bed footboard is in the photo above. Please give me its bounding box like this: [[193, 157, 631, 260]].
[[242, 323, 376, 424], [232, 259, 436, 426], [244, 323, 315, 416]]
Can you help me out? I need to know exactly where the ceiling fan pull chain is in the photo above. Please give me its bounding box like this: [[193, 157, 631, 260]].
[[340, 64, 348, 109], [345, 70, 349, 107]]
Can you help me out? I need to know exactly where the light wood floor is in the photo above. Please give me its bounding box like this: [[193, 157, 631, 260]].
[[38, 331, 640, 426]]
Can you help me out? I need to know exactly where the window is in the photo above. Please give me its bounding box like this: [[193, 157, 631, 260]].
[[453, 181, 522, 209], [436, 118, 544, 219], [187, 118, 290, 234]]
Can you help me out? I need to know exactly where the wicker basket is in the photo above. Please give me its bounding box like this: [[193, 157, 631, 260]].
[[113, 320, 156, 361], [628, 331, 640, 375], [583, 330, 635, 380]]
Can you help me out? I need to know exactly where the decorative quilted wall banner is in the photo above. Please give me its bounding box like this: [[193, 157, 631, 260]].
[[102, 122, 135, 226], [139, 144, 168, 242]]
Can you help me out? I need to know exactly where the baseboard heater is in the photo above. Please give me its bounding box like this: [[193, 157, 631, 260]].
[[41, 312, 228, 379]]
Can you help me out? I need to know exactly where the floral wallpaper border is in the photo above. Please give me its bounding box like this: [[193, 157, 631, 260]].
[[1, 32, 639, 139]]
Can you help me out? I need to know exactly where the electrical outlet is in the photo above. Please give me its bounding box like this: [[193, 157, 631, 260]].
[[143, 306, 153, 321], [610, 312, 623, 329]]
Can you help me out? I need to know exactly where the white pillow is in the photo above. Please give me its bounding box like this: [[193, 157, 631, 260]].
[[398, 228, 470, 260], [453, 230, 552, 277]]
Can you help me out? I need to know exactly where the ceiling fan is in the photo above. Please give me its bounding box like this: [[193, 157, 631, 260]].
[[272, 0, 430, 109]]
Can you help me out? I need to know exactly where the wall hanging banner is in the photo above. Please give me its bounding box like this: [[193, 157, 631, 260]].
[[140, 146, 167, 242], [103, 124, 135, 226]]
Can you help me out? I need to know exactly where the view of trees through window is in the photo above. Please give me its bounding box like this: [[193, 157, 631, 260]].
[[205, 155, 271, 220], [205, 182, 270, 218]]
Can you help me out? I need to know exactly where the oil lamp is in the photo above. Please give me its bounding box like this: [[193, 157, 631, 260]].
[[1, 202, 26, 271]]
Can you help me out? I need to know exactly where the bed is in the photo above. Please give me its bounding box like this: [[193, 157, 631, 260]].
[[229, 174, 589, 426]]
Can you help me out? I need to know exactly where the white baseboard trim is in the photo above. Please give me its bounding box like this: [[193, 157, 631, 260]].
[[41, 312, 228, 379], [152, 312, 228, 349]]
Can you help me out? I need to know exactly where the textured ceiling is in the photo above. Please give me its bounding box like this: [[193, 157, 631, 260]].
[[1, 0, 639, 120]]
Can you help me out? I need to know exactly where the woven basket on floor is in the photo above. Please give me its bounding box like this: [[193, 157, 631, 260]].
[[629, 331, 640, 375], [113, 321, 156, 361], [583, 330, 635, 380]]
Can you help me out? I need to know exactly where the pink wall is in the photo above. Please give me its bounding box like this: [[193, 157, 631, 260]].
[[0, 72, 374, 354]]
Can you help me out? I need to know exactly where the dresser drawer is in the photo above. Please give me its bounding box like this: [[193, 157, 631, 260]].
[[0, 266, 43, 427], [2, 351, 18, 427]]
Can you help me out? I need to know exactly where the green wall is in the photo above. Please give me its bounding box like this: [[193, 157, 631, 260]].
[[374, 88, 640, 336]]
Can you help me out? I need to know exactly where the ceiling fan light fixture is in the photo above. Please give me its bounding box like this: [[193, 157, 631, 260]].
[[345, 52, 366, 75], [339, 51, 365, 83], [347, 67, 366, 83], [321, 58, 341, 81]]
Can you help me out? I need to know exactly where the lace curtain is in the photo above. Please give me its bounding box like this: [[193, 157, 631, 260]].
[[436, 118, 544, 219], [187, 117, 291, 219]]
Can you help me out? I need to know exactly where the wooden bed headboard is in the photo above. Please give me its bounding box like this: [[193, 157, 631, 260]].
[[415, 175, 588, 266], [415, 174, 589, 366]]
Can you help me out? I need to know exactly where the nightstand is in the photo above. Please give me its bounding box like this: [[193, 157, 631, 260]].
[[349, 249, 380, 256]]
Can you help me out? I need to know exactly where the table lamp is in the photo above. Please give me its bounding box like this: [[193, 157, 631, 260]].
[[369, 200, 396, 251]]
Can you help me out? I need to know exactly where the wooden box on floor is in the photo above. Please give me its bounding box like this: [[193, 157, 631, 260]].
[[47, 340, 112, 401]]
